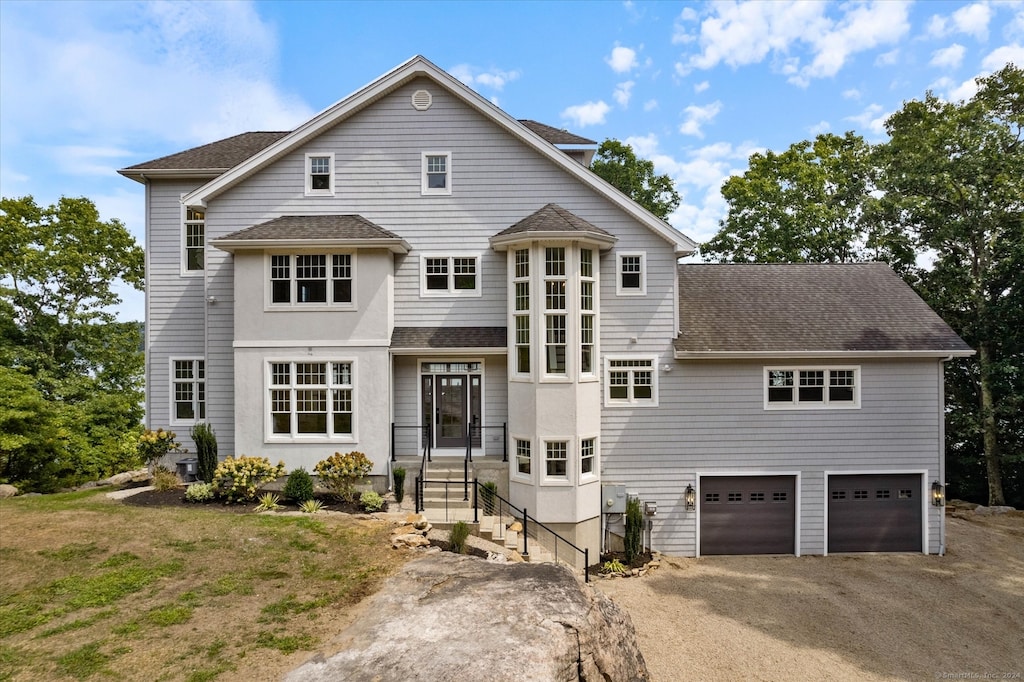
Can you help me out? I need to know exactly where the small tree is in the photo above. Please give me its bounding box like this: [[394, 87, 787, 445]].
[[625, 497, 644, 565], [283, 467, 315, 503], [314, 451, 373, 502], [392, 466, 406, 504], [191, 423, 218, 483]]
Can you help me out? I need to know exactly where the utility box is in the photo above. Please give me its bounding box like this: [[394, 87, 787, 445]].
[[602, 484, 627, 514], [176, 458, 198, 483]]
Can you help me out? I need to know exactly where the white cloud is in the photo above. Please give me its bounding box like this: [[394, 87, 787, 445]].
[[679, 1, 909, 87], [809, 121, 831, 135], [844, 103, 890, 138], [693, 80, 710, 93], [679, 101, 722, 138], [842, 88, 862, 100], [52, 145, 135, 177], [875, 48, 900, 66], [606, 45, 638, 73], [623, 133, 660, 158], [643, 99, 659, 112], [931, 43, 967, 69], [947, 77, 979, 102], [671, 7, 700, 45], [561, 100, 611, 128], [927, 2, 992, 40], [982, 44, 1024, 70], [449, 64, 521, 91], [613, 81, 635, 108]]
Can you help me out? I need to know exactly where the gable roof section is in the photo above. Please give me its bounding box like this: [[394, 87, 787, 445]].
[[517, 120, 596, 145], [391, 327, 507, 353], [118, 132, 290, 181], [178, 55, 695, 255], [675, 263, 973, 359], [491, 203, 617, 250], [211, 215, 410, 253]]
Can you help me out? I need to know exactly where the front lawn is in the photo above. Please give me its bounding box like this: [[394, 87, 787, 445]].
[[0, 488, 409, 681]]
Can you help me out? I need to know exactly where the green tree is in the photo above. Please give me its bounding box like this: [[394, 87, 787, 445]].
[[0, 196, 145, 490], [874, 65, 1024, 506], [591, 139, 681, 220], [701, 132, 889, 265]]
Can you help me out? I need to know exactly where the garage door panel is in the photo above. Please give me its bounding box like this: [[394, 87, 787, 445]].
[[828, 474, 921, 553], [700, 476, 795, 555]]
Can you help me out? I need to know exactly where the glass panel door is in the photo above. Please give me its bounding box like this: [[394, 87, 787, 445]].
[[436, 375, 467, 448]]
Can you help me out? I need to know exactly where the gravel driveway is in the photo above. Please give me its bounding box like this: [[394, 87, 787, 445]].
[[597, 512, 1024, 681]]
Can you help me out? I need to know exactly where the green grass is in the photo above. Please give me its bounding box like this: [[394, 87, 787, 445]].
[[55, 641, 112, 679], [255, 631, 317, 654], [146, 605, 193, 627]]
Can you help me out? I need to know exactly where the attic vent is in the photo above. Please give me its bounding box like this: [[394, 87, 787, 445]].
[[412, 89, 432, 111]]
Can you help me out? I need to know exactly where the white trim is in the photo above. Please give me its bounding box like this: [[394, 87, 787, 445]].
[[822, 470, 929, 556], [578, 435, 599, 484], [168, 356, 205, 427], [509, 246, 533, 380], [178, 56, 696, 254], [763, 366, 861, 410], [179, 196, 204, 277], [418, 253, 482, 298], [604, 355, 659, 407], [235, 339, 391, 348], [304, 152, 335, 196], [694, 471, 802, 558], [540, 438, 573, 487], [511, 436, 534, 483], [676, 349, 975, 360], [421, 151, 452, 196], [263, 358, 357, 444], [263, 251, 357, 312], [616, 251, 647, 296], [213, 237, 410, 254]]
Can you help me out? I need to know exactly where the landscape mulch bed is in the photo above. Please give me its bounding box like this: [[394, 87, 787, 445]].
[[120, 487, 376, 514]]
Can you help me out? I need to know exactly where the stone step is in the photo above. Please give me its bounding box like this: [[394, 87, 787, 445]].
[[504, 528, 518, 550]]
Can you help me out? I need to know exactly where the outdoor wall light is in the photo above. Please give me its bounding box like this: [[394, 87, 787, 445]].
[[931, 480, 945, 507], [684, 484, 696, 511]]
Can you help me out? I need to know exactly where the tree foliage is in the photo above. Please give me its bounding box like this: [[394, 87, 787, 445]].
[[591, 139, 681, 220], [700, 65, 1024, 506], [0, 196, 145, 491]]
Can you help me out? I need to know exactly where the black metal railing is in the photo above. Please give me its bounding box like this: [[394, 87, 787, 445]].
[[391, 423, 431, 462], [472, 479, 590, 582]]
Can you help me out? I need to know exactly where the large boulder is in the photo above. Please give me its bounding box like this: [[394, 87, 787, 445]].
[[286, 553, 648, 682], [0, 484, 18, 499]]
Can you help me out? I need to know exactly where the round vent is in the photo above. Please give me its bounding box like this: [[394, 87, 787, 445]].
[[412, 89, 432, 111]]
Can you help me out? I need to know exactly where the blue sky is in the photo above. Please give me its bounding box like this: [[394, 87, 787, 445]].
[[2, 0, 1022, 322]]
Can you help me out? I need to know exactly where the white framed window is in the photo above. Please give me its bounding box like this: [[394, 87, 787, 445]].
[[419, 254, 481, 297], [545, 441, 568, 481], [182, 207, 204, 274], [579, 248, 596, 375], [544, 247, 567, 376], [513, 248, 531, 376], [604, 356, 658, 406], [421, 151, 451, 195], [170, 358, 205, 425], [305, 153, 334, 196], [764, 367, 860, 409], [268, 361, 354, 440], [268, 253, 354, 308], [616, 251, 646, 295], [514, 439, 532, 480], [580, 437, 597, 481]]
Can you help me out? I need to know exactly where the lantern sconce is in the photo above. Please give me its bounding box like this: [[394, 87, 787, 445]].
[[931, 480, 945, 507], [684, 484, 696, 512]]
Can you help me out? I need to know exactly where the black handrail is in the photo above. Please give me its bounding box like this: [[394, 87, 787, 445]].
[[471, 478, 590, 582]]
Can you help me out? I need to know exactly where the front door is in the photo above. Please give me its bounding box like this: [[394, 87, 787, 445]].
[[420, 364, 483, 453], [436, 375, 467, 448]]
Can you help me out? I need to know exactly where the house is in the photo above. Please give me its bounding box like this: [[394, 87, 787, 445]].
[[119, 55, 972, 559]]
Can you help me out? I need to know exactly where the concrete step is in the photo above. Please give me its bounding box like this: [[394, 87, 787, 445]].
[[504, 528, 518, 550]]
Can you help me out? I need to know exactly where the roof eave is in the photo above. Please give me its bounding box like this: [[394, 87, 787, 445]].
[[211, 238, 411, 254], [673, 349, 976, 360], [117, 168, 227, 184], [390, 347, 508, 356], [490, 230, 617, 251]]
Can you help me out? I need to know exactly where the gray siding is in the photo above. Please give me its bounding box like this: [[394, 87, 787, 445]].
[[600, 359, 944, 556]]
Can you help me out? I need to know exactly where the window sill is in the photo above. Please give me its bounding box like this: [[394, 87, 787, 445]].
[[264, 305, 357, 313], [265, 435, 357, 444], [764, 403, 861, 411]]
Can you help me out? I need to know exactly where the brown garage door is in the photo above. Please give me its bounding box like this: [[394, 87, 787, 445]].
[[700, 476, 796, 555], [828, 474, 922, 553]]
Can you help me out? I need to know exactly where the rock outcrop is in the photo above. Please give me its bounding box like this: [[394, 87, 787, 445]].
[[0, 484, 18, 499], [286, 552, 649, 682]]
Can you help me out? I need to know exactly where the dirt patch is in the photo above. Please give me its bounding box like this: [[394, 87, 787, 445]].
[[597, 512, 1024, 681]]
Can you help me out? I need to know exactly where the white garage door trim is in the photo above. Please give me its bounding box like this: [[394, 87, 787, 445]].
[[823, 469, 929, 556], [695, 471, 802, 558]]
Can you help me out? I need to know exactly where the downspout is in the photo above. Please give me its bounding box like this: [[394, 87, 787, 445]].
[[938, 356, 952, 556]]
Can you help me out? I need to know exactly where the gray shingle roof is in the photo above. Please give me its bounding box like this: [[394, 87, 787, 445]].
[[495, 203, 614, 238], [518, 120, 596, 145], [675, 263, 972, 354], [122, 131, 290, 171], [391, 327, 507, 349], [219, 215, 402, 241]]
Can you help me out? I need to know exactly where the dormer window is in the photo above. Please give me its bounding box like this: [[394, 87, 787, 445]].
[[422, 152, 451, 195], [306, 153, 334, 196]]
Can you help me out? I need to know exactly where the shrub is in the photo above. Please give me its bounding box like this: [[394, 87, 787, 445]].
[[255, 493, 281, 512], [151, 466, 180, 491], [360, 491, 385, 512], [480, 481, 498, 515], [602, 559, 628, 575], [283, 468, 315, 503], [314, 451, 373, 502], [184, 482, 215, 503], [190, 423, 218, 483], [137, 429, 182, 469], [392, 467, 406, 504], [448, 521, 471, 554], [212, 456, 286, 503], [299, 499, 324, 514], [625, 496, 644, 564]]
